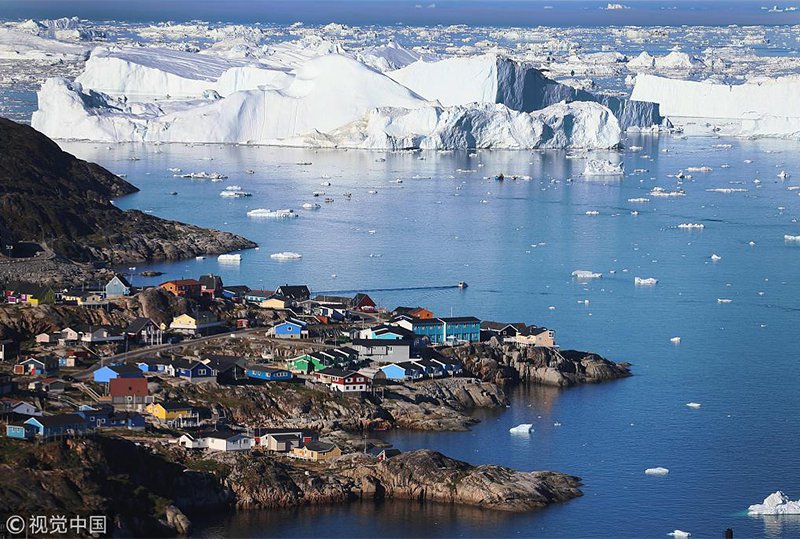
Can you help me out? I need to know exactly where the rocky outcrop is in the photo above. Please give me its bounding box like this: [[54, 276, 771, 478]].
[[0, 117, 255, 267], [340, 450, 582, 511], [446, 341, 631, 387]]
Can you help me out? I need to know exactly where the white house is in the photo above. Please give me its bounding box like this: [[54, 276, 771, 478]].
[[177, 430, 253, 452]]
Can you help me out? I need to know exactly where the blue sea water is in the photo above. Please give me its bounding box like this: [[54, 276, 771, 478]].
[[56, 133, 800, 538]]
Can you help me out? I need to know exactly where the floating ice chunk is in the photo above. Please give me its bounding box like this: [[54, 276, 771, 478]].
[[302, 203, 321, 210], [219, 190, 251, 198], [778, 170, 791, 179], [218, 254, 241, 262], [585, 210, 600, 216], [178, 171, 228, 180], [670, 336, 681, 344], [650, 187, 685, 197], [270, 251, 302, 260], [247, 208, 298, 219], [785, 234, 800, 241], [748, 491, 800, 515], [687, 166, 712, 172], [509, 424, 534, 434], [645, 467, 670, 476], [677, 223, 705, 229], [635, 277, 658, 286], [628, 197, 650, 203], [717, 298, 733, 304], [553, 422, 562, 427], [572, 270, 602, 279], [668, 531, 691, 538], [710, 254, 722, 261], [583, 159, 624, 176], [706, 188, 747, 193], [686, 402, 702, 409]]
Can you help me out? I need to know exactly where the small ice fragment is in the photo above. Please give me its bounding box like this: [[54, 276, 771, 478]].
[[645, 467, 670, 476], [668, 531, 691, 538], [585, 210, 600, 216], [717, 298, 733, 304], [678, 223, 705, 229], [572, 270, 602, 279], [583, 159, 624, 176], [670, 336, 681, 344], [635, 277, 658, 286], [686, 402, 702, 409], [710, 254, 722, 261], [270, 252, 302, 260]]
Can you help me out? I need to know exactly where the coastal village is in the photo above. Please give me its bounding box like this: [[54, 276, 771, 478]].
[[0, 272, 562, 459]]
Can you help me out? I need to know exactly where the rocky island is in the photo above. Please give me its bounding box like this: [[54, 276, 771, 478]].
[[0, 118, 256, 284]]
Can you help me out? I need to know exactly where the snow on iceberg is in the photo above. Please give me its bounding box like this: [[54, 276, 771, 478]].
[[748, 491, 800, 515], [635, 277, 658, 286], [583, 159, 624, 176], [270, 251, 302, 260], [645, 467, 670, 476], [509, 424, 534, 434]]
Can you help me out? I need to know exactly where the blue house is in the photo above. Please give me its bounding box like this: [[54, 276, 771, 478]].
[[93, 364, 144, 383], [245, 365, 293, 381], [107, 411, 146, 430], [380, 363, 416, 381], [24, 414, 88, 439], [6, 423, 36, 440], [400, 316, 481, 344], [14, 357, 58, 376], [271, 320, 308, 339], [137, 359, 168, 373], [168, 359, 215, 382], [77, 404, 113, 428], [105, 274, 132, 298]]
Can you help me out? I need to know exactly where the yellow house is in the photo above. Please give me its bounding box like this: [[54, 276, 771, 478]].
[[291, 441, 342, 462], [168, 312, 221, 335], [146, 401, 193, 420], [259, 297, 290, 310], [513, 326, 556, 348]]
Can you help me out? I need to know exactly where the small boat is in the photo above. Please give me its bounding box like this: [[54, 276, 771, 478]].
[[457, 281, 468, 289], [495, 173, 505, 181]]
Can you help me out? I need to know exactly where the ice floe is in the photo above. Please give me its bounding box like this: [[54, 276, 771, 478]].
[[686, 402, 702, 409], [572, 270, 602, 279], [645, 467, 670, 476], [247, 208, 298, 219], [748, 491, 800, 515], [634, 277, 658, 286], [270, 251, 303, 260], [583, 159, 624, 176], [509, 424, 534, 434]]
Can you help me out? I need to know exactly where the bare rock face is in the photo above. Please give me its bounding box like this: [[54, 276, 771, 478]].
[[447, 342, 631, 387], [340, 450, 582, 511]]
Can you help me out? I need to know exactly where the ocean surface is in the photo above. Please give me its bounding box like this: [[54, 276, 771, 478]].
[[54, 133, 800, 538], [2, 0, 799, 27]]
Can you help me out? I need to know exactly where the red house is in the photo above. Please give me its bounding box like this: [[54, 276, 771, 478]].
[[315, 368, 371, 393], [351, 293, 377, 312], [109, 377, 149, 406]]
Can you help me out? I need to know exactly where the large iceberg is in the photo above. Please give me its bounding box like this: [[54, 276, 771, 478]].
[[631, 73, 800, 138], [389, 54, 662, 130], [748, 491, 800, 515]]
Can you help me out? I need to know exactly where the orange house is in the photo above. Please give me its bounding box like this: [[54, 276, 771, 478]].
[[159, 279, 202, 298], [410, 307, 434, 319]]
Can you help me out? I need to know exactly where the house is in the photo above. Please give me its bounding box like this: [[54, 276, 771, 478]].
[[199, 274, 224, 297], [245, 365, 293, 382], [393, 306, 434, 319], [79, 325, 125, 344], [222, 285, 250, 300], [6, 422, 36, 440], [259, 294, 292, 310], [126, 318, 163, 345], [136, 359, 166, 373], [178, 430, 253, 452], [37, 377, 66, 393], [356, 367, 386, 384], [169, 312, 223, 335], [275, 285, 311, 302], [76, 404, 113, 428], [59, 326, 81, 343], [202, 355, 248, 384], [394, 316, 481, 344], [24, 414, 88, 439], [350, 339, 411, 364], [167, 358, 216, 382], [0, 339, 18, 362], [291, 441, 342, 461], [480, 321, 526, 341], [367, 447, 402, 462], [380, 362, 423, 381], [105, 274, 132, 298], [36, 333, 60, 345], [77, 292, 109, 307], [270, 320, 308, 339], [0, 373, 13, 395], [314, 368, 370, 393], [254, 428, 319, 452], [508, 326, 557, 348], [244, 289, 274, 303], [93, 364, 144, 384], [107, 411, 146, 430], [58, 355, 76, 367], [159, 279, 202, 298], [289, 353, 327, 374], [411, 358, 445, 378], [109, 377, 150, 407], [0, 398, 39, 416], [351, 293, 377, 312], [146, 401, 195, 423], [13, 356, 58, 376]]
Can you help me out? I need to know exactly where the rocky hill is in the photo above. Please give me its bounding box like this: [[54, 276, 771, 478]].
[[0, 117, 255, 265]]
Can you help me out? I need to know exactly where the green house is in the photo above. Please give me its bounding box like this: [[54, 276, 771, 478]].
[[290, 354, 326, 374]]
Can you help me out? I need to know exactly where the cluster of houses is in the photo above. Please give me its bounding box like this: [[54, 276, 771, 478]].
[[175, 427, 344, 461]]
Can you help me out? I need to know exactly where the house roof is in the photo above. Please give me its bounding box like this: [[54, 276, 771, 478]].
[[161, 279, 201, 287], [159, 401, 192, 411], [276, 285, 310, 299], [480, 321, 526, 332], [352, 293, 375, 306], [438, 316, 481, 324], [247, 364, 290, 374], [203, 355, 246, 371], [245, 289, 274, 297], [520, 325, 550, 336], [197, 429, 249, 441], [223, 285, 250, 294], [126, 317, 156, 334], [198, 274, 223, 289], [372, 325, 417, 338], [316, 367, 354, 378], [109, 274, 132, 288], [352, 338, 412, 347], [304, 440, 337, 453], [110, 377, 149, 397], [27, 413, 86, 428], [108, 364, 145, 377]]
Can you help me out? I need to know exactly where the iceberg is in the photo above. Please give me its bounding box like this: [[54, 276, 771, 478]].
[[218, 253, 241, 262], [677, 223, 705, 229], [645, 467, 670, 476], [670, 337, 681, 344], [270, 251, 302, 260], [686, 402, 702, 409], [635, 277, 658, 286], [247, 208, 298, 219], [572, 270, 602, 279], [784, 234, 800, 241], [583, 159, 624, 176], [667, 531, 691, 538], [509, 423, 534, 434], [710, 254, 722, 261], [748, 491, 800, 515]]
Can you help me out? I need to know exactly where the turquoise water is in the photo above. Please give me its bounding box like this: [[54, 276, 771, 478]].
[[60, 135, 800, 537]]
